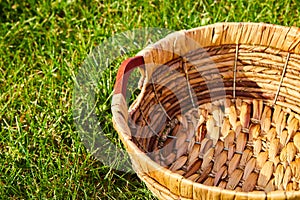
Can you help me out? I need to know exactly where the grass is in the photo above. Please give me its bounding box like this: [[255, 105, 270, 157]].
[[1, 0, 300, 199]]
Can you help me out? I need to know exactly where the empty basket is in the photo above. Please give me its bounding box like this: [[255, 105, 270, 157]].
[[112, 22, 300, 199]]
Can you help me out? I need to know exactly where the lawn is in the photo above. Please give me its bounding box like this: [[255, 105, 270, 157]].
[[1, 0, 300, 199]]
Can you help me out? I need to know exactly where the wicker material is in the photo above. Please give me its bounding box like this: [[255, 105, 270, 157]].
[[112, 22, 300, 199]]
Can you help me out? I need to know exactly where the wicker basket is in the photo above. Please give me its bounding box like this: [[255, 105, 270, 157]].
[[112, 22, 300, 199]]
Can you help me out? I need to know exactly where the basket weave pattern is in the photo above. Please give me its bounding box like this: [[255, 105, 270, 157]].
[[112, 23, 300, 199]]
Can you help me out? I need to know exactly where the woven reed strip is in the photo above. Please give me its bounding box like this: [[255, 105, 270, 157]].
[[133, 73, 300, 132]]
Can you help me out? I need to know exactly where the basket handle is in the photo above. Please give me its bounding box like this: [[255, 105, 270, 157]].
[[114, 56, 145, 97]]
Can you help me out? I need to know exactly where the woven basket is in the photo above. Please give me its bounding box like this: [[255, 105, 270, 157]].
[[112, 22, 300, 199]]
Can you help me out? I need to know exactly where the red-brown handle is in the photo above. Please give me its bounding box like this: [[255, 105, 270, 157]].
[[114, 56, 145, 97]]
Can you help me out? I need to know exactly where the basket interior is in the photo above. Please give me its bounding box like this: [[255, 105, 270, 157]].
[[128, 44, 300, 193]]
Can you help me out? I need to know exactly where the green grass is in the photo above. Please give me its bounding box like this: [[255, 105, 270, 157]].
[[1, 0, 300, 199]]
